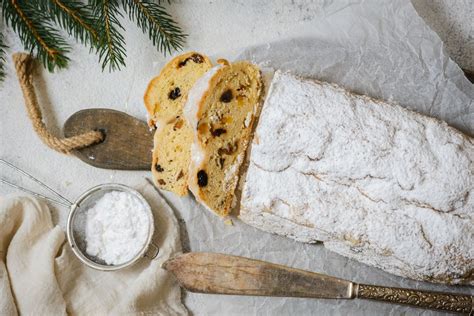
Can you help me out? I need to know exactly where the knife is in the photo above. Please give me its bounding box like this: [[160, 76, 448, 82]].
[[163, 252, 473, 314]]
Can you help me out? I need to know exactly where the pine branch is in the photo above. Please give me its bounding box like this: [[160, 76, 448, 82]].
[[90, 0, 127, 71], [39, 0, 99, 46], [1, 0, 70, 71], [124, 0, 186, 55], [0, 0, 186, 81], [0, 33, 7, 80]]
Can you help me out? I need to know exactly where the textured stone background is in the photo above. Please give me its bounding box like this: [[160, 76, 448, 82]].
[[0, 1, 472, 315]]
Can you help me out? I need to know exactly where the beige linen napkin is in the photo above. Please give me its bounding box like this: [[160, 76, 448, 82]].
[[0, 182, 187, 315]]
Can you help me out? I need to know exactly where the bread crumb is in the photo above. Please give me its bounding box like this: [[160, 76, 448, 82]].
[[223, 219, 233, 226], [244, 112, 252, 128], [217, 58, 230, 66], [254, 133, 260, 144]]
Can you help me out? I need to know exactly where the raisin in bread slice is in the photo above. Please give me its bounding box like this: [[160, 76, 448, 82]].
[[144, 52, 212, 195], [184, 61, 263, 216]]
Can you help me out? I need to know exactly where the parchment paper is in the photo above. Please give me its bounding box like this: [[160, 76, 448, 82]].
[[161, 0, 473, 315]]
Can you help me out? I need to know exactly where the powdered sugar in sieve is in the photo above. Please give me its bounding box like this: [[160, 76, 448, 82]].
[[68, 184, 156, 270], [72, 189, 151, 266]]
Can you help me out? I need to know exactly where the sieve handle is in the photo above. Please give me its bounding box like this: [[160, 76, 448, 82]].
[[144, 241, 160, 260], [0, 159, 72, 207]]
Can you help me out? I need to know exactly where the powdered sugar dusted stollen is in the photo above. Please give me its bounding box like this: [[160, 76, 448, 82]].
[[240, 71, 473, 285]]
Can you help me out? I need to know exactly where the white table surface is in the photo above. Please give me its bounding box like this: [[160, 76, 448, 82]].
[[0, 1, 472, 315]]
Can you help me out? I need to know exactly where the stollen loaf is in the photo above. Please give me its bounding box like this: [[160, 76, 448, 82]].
[[240, 71, 473, 285]]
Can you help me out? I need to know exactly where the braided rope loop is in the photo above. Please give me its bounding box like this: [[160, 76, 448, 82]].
[[12, 52, 103, 154]]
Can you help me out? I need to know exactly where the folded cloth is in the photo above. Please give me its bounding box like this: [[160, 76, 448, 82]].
[[0, 181, 187, 315]]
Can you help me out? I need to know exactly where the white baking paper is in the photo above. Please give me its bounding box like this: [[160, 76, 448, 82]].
[[166, 1, 474, 315]]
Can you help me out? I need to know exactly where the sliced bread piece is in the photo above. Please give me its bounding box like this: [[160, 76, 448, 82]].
[[184, 61, 263, 216], [144, 52, 212, 195]]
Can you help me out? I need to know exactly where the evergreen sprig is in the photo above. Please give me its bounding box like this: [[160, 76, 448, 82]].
[[0, 0, 186, 80], [91, 0, 127, 71], [0, 32, 6, 80], [124, 0, 186, 55], [39, 0, 99, 46], [2, 0, 70, 71]]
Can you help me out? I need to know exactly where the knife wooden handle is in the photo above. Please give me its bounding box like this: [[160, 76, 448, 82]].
[[355, 284, 473, 314]]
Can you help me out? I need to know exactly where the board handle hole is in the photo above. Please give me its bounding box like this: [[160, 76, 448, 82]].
[[94, 128, 107, 143]]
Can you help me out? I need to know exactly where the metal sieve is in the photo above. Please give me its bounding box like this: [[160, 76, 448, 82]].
[[0, 159, 159, 271]]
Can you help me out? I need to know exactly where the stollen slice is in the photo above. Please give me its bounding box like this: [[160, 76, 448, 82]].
[[144, 52, 213, 196], [184, 60, 263, 216]]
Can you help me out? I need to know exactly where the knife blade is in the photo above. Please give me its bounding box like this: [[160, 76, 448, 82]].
[[163, 252, 473, 314], [163, 252, 354, 299]]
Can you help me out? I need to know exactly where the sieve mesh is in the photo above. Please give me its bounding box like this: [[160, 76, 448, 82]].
[[68, 184, 155, 270], [70, 188, 111, 266]]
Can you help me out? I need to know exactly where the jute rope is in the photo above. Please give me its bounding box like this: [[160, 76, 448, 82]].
[[12, 53, 103, 154]]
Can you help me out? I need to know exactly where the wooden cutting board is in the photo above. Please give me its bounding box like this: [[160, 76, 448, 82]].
[[63, 108, 153, 170]]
